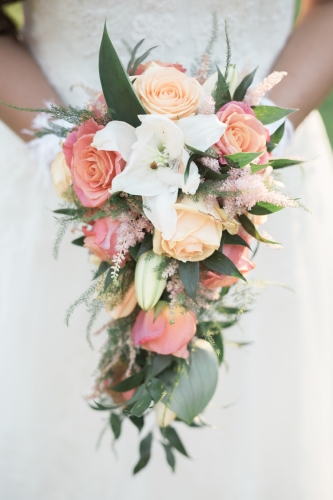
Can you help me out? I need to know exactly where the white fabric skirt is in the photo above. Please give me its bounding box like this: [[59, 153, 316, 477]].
[[0, 111, 332, 500]]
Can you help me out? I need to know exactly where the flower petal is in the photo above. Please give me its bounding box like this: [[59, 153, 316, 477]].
[[177, 114, 227, 152], [92, 121, 136, 162], [143, 188, 178, 240], [137, 114, 184, 160]]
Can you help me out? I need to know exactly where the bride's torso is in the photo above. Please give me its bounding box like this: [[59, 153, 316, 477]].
[[23, 0, 295, 105]]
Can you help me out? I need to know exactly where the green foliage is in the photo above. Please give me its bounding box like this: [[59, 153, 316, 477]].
[[128, 414, 145, 433], [111, 367, 147, 392], [151, 354, 173, 377], [86, 299, 104, 348], [224, 151, 263, 168], [133, 432, 153, 474], [110, 413, 122, 440], [178, 261, 199, 301], [266, 122, 285, 152], [223, 19, 232, 82], [131, 45, 158, 76], [252, 105, 297, 125], [65, 282, 97, 327], [99, 23, 146, 126], [71, 236, 85, 247], [212, 66, 231, 112], [162, 444, 176, 472], [196, 321, 223, 363], [233, 67, 257, 102], [239, 213, 280, 244], [203, 250, 247, 282], [249, 202, 284, 216], [126, 38, 145, 73], [163, 426, 189, 457], [224, 232, 251, 249], [146, 378, 166, 404], [269, 158, 303, 169]]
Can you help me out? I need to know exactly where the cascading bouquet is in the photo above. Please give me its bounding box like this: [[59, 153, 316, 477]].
[[3, 21, 303, 473]]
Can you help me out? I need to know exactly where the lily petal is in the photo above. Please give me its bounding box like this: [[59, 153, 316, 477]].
[[111, 151, 166, 196], [92, 121, 136, 162], [143, 188, 178, 240], [137, 115, 184, 160], [177, 114, 226, 152]]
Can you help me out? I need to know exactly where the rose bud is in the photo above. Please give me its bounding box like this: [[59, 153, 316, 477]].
[[135, 251, 166, 311]]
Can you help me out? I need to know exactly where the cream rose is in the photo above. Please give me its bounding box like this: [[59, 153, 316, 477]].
[[51, 151, 72, 199], [134, 63, 204, 120], [153, 196, 239, 262]]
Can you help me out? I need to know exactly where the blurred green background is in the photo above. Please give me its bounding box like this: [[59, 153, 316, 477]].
[[2, 1, 333, 146]]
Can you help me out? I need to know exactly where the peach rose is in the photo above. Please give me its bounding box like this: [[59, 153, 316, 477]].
[[215, 101, 270, 164], [63, 118, 125, 208], [134, 60, 186, 76], [132, 304, 196, 359], [153, 196, 239, 262], [83, 217, 120, 262], [51, 151, 72, 199], [134, 62, 204, 120], [108, 284, 137, 319], [202, 227, 255, 288]]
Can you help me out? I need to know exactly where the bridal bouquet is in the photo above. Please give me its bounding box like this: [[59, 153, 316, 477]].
[[4, 22, 302, 473]]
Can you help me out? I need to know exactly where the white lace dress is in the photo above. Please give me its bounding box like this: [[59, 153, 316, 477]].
[[1, 1, 333, 499]]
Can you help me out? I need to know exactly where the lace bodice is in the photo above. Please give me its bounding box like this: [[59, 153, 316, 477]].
[[23, 0, 295, 106]]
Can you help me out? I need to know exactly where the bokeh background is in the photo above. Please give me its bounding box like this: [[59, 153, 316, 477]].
[[2, 0, 333, 146]]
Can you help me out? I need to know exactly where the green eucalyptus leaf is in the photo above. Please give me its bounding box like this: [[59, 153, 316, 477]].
[[71, 236, 85, 246], [111, 368, 147, 392], [223, 232, 251, 249], [130, 390, 152, 417], [99, 23, 146, 126], [185, 144, 219, 159], [266, 122, 285, 152], [163, 426, 189, 457], [203, 251, 247, 282], [250, 163, 269, 174], [147, 378, 166, 404], [132, 45, 158, 76], [127, 38, 145, 74], [93, 261, 110, 280], [224, 151, 263, 168], [178, 261, 199, 300], [133, 432, 153, 474], [128, 414, 145, 432], [239, 213, 280, 244], [249, 202, 284, 216], [233, 67, 257, 102], [137, 232, 153, 259], [110, 413, 122, 440], [162, 444, 176, 472], [269, 158, 303, 169], [151, 354, 173, 377], [162, 339, 219, 424], [252, 105, 297, 125]]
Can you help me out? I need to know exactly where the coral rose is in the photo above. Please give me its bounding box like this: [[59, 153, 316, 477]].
[[63, 118, 125, 208], [108, 284, 137, 320], [202, 228, 255, 289], [134, 60, 186, 76], [134, 62, 204, 120], [215, 101, 270, 164], [83, 217, 120, 263], [153, 196, 239, 262], [51, 151, 72, 199], [132, 303, 197, 359]]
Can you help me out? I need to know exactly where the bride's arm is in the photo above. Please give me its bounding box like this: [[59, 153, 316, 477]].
[[269, 0, 333, 128], [0, 35, 61, 141]]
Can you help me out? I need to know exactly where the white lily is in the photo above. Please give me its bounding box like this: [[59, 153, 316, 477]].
[[92, 114, 226, 239]]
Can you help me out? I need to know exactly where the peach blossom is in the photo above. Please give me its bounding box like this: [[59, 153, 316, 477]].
[[63, 118, 125, 208], [153, 196, 239, 262], [215, 101, 270, 164], [134, 63, 203, 120], [132, 304, 197, 359], [83, 217, 120, 263], [108, 284, 137, 319]]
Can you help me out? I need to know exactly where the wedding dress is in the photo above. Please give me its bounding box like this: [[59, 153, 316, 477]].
[[1, 1, 333, 499]]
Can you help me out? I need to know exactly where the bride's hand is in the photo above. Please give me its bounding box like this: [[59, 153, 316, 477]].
[[0, 35, 62, 141], [269, 0, 333, 128]]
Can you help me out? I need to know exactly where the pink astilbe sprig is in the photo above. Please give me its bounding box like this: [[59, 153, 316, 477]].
[[219, 166, 297, 217], [201, 156, 220, 172], [197, 94, 216, 115], [110, 212, 153, 281], [195, 52, 211, 85], [244, 71, 287, 106]]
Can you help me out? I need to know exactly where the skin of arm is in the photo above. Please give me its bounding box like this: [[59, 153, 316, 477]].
[[0, 35, 61, 141], [269, 0, 333, 128]]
